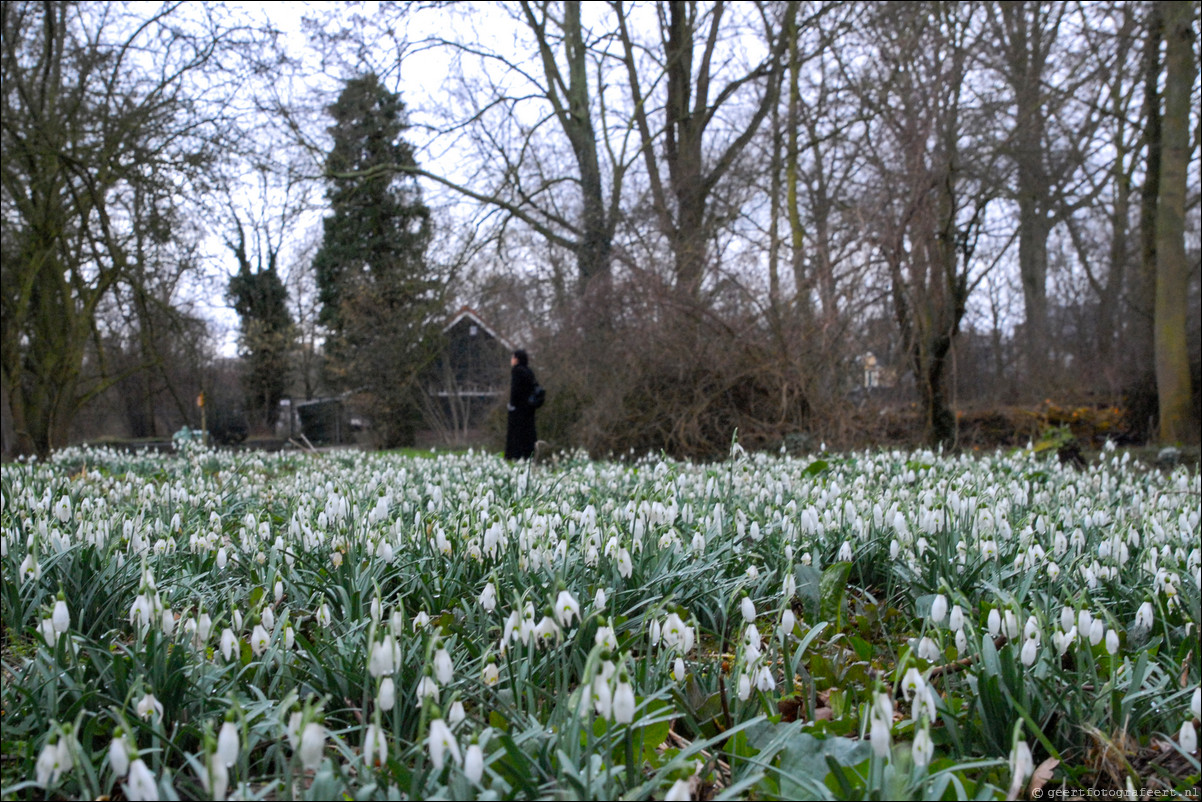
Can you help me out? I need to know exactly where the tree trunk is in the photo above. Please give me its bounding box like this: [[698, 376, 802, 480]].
[[1154, 0, 1195, 444]]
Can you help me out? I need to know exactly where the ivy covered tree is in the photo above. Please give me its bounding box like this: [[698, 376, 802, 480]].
[[226, 216, 293, 433], [312, 73, 442, 447]]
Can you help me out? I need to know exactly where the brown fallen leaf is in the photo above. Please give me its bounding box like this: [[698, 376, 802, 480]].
[[1027, 757, 1059, 797]]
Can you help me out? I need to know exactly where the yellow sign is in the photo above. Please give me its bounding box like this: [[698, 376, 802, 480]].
[[197, 392, 205, 408]]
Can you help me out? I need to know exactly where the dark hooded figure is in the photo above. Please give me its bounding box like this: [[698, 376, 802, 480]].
[[505, 349, 538, 460]]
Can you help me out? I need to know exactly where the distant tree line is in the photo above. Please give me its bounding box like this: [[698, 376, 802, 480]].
[[2, 1, 1198, 460]]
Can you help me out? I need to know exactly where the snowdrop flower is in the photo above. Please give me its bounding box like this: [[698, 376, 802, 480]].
[[428, 718, 461, 769], [464, 741, 485, 784], [778, 608, 796, 641], [433, 644, 454, 685], [1089, 619, 1105, 646], [416, 675, 440, 707], [869, 714, 891, 759], [1135, 601, 1154, 629], [1003, 610, 1019, 639], [109, 732, 131, 777], [51, 597, 70, 634], [251, 624, 270, 657], [930, 594, 947, 624], [220, 628, 237, 661], [316, 603, 331, 629], [299, 722, 326, 770], [593, 587, 607, 609], [912, 727, 934, 766], [593, 674, 613, 718], [616, 548, 633, 578], [261, 606, 274, 631], [672, 657, 687, 682], [917, 636, 940, 662], [901, 667, 925, 702], [482, 661, 500, 686], [665, 778, 692, 801], [1105, 629, 1120, 655], [448, 700, 466, 726], [987, 609, 1001, 637], [39, 617, 57, 647], [740, 596, 756, 623], [1060, 607, 1075, 633], [534, 613, 562, 647], [1021, 637, 1039, 666], [36, 735, 71, 787], [378, 676, 396, 711], [136, 692, 163, 720], [274, 580, 284, 604], [1191, 686, 1201, 721], [948, 605, 964, 632], [613, 677, 636, 723], [754, 663, 776, 692], [555, 590, 580, 628], [126, 758, 158, 801], [736, 672, 752, 701], [1077, 609, 1093, 635], [217, 720, 239, 767], [1008, 740, 1034, 797], [1179, 721, 1197, 754], [478, 582, 497, 613], [363, 723, 387, 768]]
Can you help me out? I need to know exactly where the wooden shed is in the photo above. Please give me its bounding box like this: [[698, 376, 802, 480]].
[[421, 307, 514, 444]]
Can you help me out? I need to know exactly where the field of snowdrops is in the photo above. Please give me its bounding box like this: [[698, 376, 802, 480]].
[[1, 441, 1199, 801]]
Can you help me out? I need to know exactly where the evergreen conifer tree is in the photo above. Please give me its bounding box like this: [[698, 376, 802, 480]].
[[312, 74, 441, 446]]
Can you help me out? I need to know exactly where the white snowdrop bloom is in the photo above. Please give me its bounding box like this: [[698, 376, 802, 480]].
[[672, 657, 687, 682], [378, 676, 396, 711], [901, 667, 925, 702], [1023, 616, 1041, 644], [930, 594, 947, 624], [613, 679, 636, 723], [593, 587, 607, 609], [754, 664, 776, 692], [593, 675, 613, 718], [745, 564, 759, 581], [217, 720, 239, 766], [870, 715, 891, 759], [52, 599, 70, 634], [1089, 619, 1105, 647], [1077, 609, 1093, 635], [109, 734, 131, 777], [36, 738, 68, 787], [740, 596, 756, 623], [129, 594, 154, 629], [917, 637, 940, 662], [369, 640, 394, 678], [125, 758, 158, 801], [1020, 638, 1038, 666], [251, 624, 270, 656], [1009, 741, 1034, 795], [478, 582, 497, 613], [216, 547, 228, 570], [912, 727, 934, 766], [433, 646, 454, 685], [1105, 629, 1120, 655], [428, 718, 461, 769], [534, 614, 562, 647], [736, 671, 751, 701], [284, 625, 295, 651], [1003, 610, 1019, 639], [315, 603, 330, 629], [39, 617, 57, 647], [220, 628, 237, 662], [1181, 721, 1198, 754], [955, 628, 968, 655], [416, 675, 440, 707], [616, 548, 633, 578], [448, 700, 466, 726], [665, 778, 692, 801], [949, 605, 964, 632], [1135, 601, 1154, 629], [555, 590, 581, 628], [595, 624, 617, 651], [260, 606, 274, 631], [1060, 607, 1075, 633], [778, 608, 796, 641], [363, 723, 387, 768], [136, 692, 163, 720], [1046, 561, 1060, 580], [482, 662, 500, 686], [1191, 687, 1201, 720], [987, 609, 1001, 636], [274, 581, 284, 604], [299, 722, 326, 771], [838, 541, 854, 562], [464, 742, 485, 784]]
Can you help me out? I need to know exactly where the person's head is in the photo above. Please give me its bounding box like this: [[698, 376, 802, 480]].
[[512, 349, 529, 367]]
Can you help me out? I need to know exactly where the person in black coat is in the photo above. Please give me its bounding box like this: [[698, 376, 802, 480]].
[[505, 349, 538, 460]]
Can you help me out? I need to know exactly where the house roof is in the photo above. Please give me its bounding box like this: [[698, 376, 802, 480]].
[[443, 306, 515, 352]]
